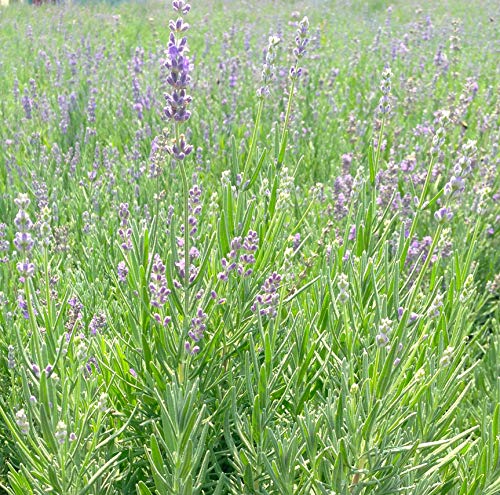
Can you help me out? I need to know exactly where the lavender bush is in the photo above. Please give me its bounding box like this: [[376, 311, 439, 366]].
[[0, 0, 499, 493]]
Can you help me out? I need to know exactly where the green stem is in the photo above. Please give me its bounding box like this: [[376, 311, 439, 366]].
[[175, 123, 190, 384], [277, 77, 296, 168], [24, 279, 42, 365], [373, 117, 385, 181], [242, 97, 264, 179], [282, 79, 295, 141], [406, 223, 444, 313], [399, 154, 436, 271], [43, 247, 53, 330]]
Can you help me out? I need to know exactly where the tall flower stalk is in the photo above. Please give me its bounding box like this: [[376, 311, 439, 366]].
[[277, 16, 309, 168], [162, 0, 194, 365], [242, 35, 280, 181]]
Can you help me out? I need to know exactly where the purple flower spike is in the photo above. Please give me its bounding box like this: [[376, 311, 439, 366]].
[[17, 260, 35, 279], [172, 0, 190, 14], [434, 207, 453, 223], [150, 254, 171, 308], [117, 261, 128, 283], [251, 273, 282, 318]]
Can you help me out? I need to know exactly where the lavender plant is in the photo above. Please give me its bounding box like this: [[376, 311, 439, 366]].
[[0, 0, 498, 494]]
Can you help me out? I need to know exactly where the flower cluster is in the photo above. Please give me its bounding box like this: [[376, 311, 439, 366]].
[[378, 67, 393, 115], [257, 35, 280, 98], [0, 223, 9, 263], [65, 296, 84, 334], [444, 139, 477, 196], [337, 273, 349, 304], [175, 176, 204, 285], [184, 307, 208, 355], [290, 16, 309, 79], [187, 179, 202, 238], [17, 293, 31, 320], [8, 345, 16, 369], [89, 312, 107, 335], [149, 254, 171, 308], [251, 272, 282, 318], [117, 261, 128, 283], [218, 230, 259, 281], [118, 203, 132, 251], [36, 206, 52, 247], [15, 409, 29, 435], [14, 194, 35, 281], [163, 0, 194, 161], [434, 206, 453, 223], [406, 235, 443, 275], [430, 110, 450, 155], [375, 317, 393, 347], [439, 346, 454, 368], [427, 292, 444, 318], [55, 421, 67, 444]]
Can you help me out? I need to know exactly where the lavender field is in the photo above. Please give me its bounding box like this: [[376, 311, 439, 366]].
[[0, 0, 499, 493]]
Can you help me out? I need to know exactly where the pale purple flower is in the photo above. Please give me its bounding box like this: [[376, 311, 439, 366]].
[[8, 345, 15, 369], [89, 313, 106, 335], [14, 232, 35, 254], [150, 254, 171, 308], [16, 259, 35, 280], [15, 409, 29, 435], [292, 16, 310, 68], [118, 203, 132, 251], [117, 261, 128, 283], [55, 421, 67, 444], [378, 67, 393, 115], [376, 333, 389, 347], [434, 207, 453, 223], [219, 230, 259, 280], [258, 35, 280, 98], [251, 272, 282, 318], [160, 0, 194, 161]]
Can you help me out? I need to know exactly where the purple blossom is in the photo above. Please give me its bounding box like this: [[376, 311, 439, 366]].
[[257, 35, 280, 98], [378, 67, 393, 115], [218, 230, 259, 280], [175, 257, 198, 283], [153, 313, 172, 327], [172, 0, 191, 15], [292, 16, 310, 74], [189, 308, 207, 342], [161, 0, 194, 161], [117, 261, 128, 283], [251, 272, 282, 318], [434, 207, 453, 223], [0, 224, 9, 259], [118, 203, 132, 251], [375, 333, 389, 347], [89, 313, 106, 335], [14, 232, 35, 254], [16, 260, 35, 280], [8, 345, 15, 369], [149, 254, 171, 308], [185, 307, 207, 355]]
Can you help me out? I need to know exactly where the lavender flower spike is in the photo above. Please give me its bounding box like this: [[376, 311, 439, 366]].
[[161, 0, 194, 161], [257, 35, 280, 98]]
